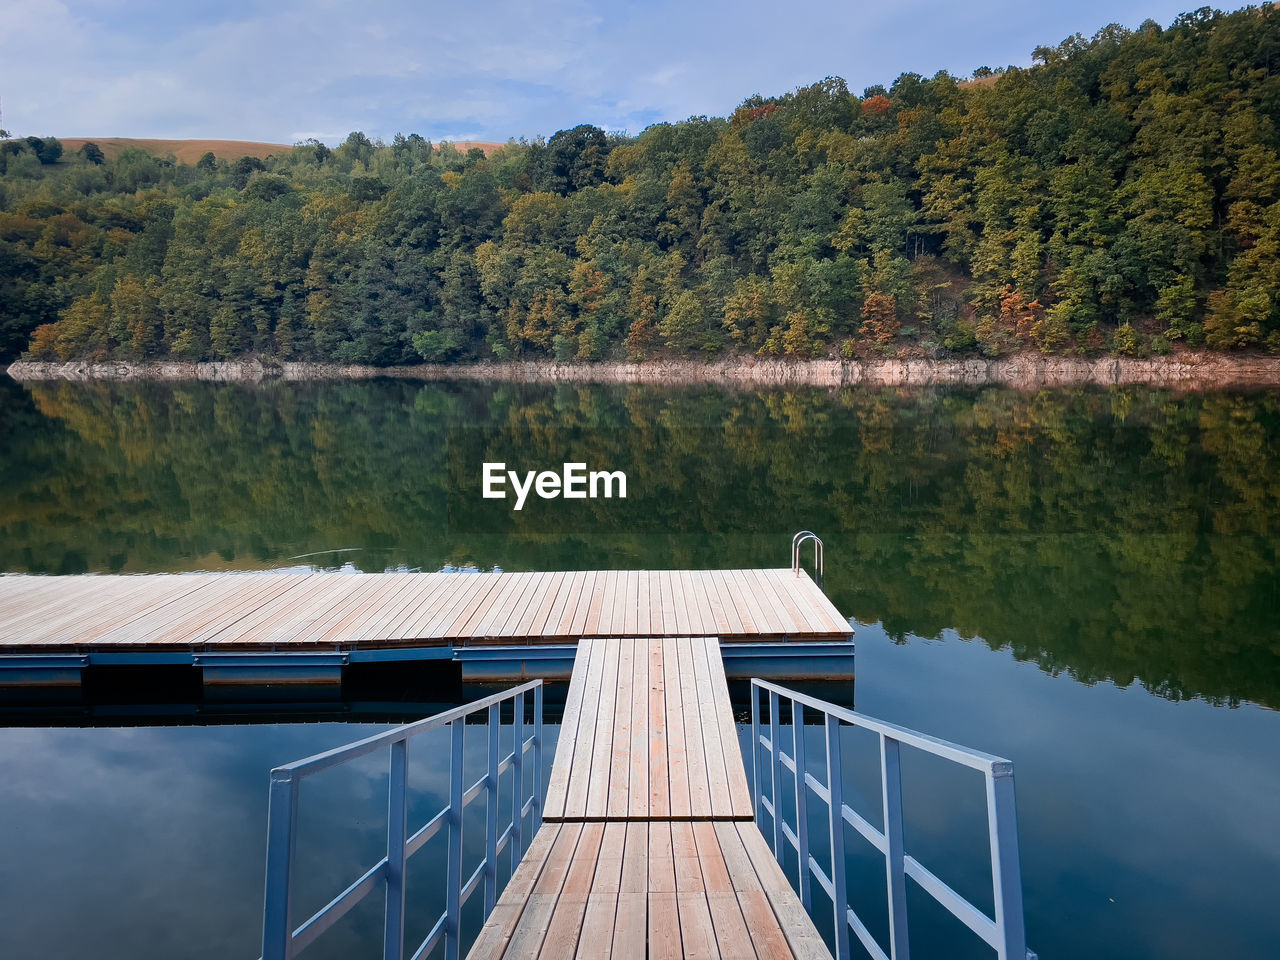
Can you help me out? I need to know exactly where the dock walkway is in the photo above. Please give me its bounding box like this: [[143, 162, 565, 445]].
[[0, 569, 849, 652], [468, 638, 832, 960]]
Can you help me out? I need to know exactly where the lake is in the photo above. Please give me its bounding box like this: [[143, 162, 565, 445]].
[[0, 376, 1277, 959]]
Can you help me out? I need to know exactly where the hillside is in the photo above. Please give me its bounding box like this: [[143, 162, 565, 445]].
[[58, 138, 295, 163], [56, 138, 506, 163], [1, 6, 1277, 367]]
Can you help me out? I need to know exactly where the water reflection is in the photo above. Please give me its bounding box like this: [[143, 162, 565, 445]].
[[1, 377, 1277, 710], [1, 376, 1279, 959]]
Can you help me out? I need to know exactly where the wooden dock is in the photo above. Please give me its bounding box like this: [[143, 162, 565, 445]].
[[468, 638, 832, 959], [0, 569, 850, 652]]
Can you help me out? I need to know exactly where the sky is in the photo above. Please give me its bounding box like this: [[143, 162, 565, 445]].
[[1, 0, 1207, 146]]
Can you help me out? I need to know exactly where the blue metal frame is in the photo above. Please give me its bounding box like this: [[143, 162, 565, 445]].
[[750, 679, 1035, 960], [261, 680, 544, 960]]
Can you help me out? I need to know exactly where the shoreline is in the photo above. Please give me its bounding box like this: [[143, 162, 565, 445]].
[[7, 354, 1280, 390]]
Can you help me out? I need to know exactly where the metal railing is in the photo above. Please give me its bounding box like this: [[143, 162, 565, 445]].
[[792, 530, 824, 579], [750, 679, 1034, 960], [262, 680, 544, 960]]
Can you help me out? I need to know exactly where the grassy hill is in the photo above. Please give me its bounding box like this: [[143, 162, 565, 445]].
[[57, 137, 507, 163], [59, 138, 296, 163]]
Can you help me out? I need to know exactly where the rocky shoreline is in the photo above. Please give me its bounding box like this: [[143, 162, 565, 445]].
[[7, 354, 1280, 390]]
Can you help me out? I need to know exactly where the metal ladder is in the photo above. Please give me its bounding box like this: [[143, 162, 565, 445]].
[[792, 530, 824, 582]]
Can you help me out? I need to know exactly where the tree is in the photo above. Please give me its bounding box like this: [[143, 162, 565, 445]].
[[78, 142, 105, 165]]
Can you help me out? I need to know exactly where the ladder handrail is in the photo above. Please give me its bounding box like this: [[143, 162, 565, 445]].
[[792, 530, 824, 578]]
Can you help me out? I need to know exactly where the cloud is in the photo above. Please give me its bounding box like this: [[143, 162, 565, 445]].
[[0, 0, 1196, 143]]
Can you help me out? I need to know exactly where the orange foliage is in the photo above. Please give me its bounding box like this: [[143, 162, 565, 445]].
[[860, 292, 900, 343], [1000, 284, 1044, 341], [28, 324, 60, 359], [861, 95, 893, 116]]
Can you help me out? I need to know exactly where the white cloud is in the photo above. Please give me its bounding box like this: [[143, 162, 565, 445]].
[[0, 0, 1199, 143]]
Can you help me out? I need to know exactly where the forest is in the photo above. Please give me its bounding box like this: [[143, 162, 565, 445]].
[[1, 5, 1278, 367]]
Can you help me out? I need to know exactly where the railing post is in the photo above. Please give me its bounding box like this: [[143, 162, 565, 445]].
[[825, 714, 851, 960], [484, 702, 500, 914], [793, 702, 812, 911], [769, 689, 783, 858], [263, 771, 299, 960], [532, 681, 543, 831], [384, 739, 408, 960], [751, 681, 762, 828], [511, 690, 525, 869], [987, 763, 1027, 960], [444, 719, 465, 960], [881, 734, 910, 960]]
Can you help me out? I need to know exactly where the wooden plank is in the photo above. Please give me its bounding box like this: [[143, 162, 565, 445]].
[[256, 575, 365, 644], [607, 638, 635, 819], [584, 638, 620, 819], [675, 893, 719, 960], [692, 822, 734, 895], [627, 637, 649, 819], [707, 570, 746, 636], [621, 570, 638, 637], [447, 571, 518, 639], [567, 570, 599, 638], [11, 576, 191, 644], [648, 822, 676, 894], [706, 893, 759, 960], [574, 893, 619, 959], [470, 571, 532, 640], [692, 635, 733, 817], [735, 823, 832, 960], [661, 637, 691, 818], [657, 571, 677, 636], [730, 569, 774, 637], [712, 822, 761, 893], [317, 573, 417, 645], [667, 571, 691, 636], [736, 890, 797, 960], [705, 637, 755, 819], [610, 893, 647, 960], [466, 823, 562, 959], [502, 894, 560, 960], [619, 821, 648, 895], [599, 570, 621, 636], [591, 824, 627, 901], [693, 571, 726, 635], [502, 571, 553, 639], [69, 575, 242, 646], [648, 640, 669, 818], [648, 893, 683, 960], [592, 822, 627, 896], [562, 639, 606, 818], [202, 574, 335, 644], [291, 574, 390, 644], [544, 640, 595, 820], [783, 568, 849, 633], [765, 568, 819, 636], [383, 573, 461, 639], [683, 570, 714, 637], [636, 571, 652, 637], [745, 568, 799, 636], [676, 637, 712, 817], [672, 821, 704, 894], [521, 569, 566, 638], [545, 570, 585, 639], [425, 572, 495, 639]]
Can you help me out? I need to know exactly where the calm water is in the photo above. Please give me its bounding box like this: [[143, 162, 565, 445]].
[[0, 377, 1277, 959]]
